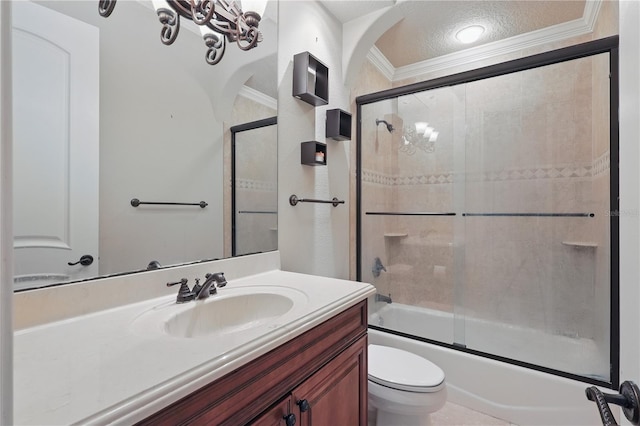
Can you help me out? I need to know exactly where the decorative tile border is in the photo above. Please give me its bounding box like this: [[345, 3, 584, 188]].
[[593, 151, 610, 177], [362, 152, 610, 186], [235, 179, 277, 192]]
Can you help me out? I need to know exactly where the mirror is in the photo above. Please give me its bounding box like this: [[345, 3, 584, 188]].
[[231, 117, 278, 256], [12, 0, 278, 291]]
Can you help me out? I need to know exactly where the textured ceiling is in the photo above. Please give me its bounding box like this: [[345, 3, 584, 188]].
[[321, 0, 586, 68]]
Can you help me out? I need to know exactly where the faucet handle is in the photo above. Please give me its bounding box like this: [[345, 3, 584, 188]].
[[191, 278, 202, 295], [167, 278, 195, 303]]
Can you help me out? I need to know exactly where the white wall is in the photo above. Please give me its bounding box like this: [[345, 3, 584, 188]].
[[0, 2, 12, 423], [619, 1, 640, 418], [277, 1, 351, 278]]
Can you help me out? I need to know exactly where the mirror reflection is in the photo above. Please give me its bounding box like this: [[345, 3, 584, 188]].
[[12, 0, 278, 291], [232, 117, 278, 256]]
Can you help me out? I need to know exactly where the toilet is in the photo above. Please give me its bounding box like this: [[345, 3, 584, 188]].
[[368, 344, 447, 426]]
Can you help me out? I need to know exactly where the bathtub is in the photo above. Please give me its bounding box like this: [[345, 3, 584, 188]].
[[368, 302, 619, 426]]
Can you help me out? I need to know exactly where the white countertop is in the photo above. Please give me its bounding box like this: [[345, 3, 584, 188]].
[[14, 270, 374, 425]]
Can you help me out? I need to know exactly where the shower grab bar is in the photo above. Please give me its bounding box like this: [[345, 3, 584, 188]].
[[238, 210, 277, 214], [463, 212, 594, 217], [289, 194, 344, 207], [366, 211, 456, 216], [131, 198, 208, 208]]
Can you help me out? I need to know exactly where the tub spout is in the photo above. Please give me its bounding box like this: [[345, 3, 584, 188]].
[[375, 293, 392, 304]]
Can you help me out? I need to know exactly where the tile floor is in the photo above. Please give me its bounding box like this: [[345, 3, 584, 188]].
[[430, 402, 516, 425]]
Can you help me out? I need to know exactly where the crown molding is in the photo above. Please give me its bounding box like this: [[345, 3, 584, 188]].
[[238, 85, 277, 111], [366, 46, 395, 81], [370, 0, 602, 82], [582, 0, 603, 33]]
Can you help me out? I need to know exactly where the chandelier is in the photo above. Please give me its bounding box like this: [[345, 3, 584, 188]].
[[400, 121, 438, 155], [98, 0, 265, 65]]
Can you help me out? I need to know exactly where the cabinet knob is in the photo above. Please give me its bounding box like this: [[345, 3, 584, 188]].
[[297, 399, 310, 412], [283, 413, 296, 426]]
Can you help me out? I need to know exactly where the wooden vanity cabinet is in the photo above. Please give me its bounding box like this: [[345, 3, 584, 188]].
[[292, 336, 366, 425], [137, 300, 368, 426], [250, 396, 292, 426]]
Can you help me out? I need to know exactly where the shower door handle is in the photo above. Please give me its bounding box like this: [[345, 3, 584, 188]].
[[67, 254, 94, 266], [586, 380, 640, 426]]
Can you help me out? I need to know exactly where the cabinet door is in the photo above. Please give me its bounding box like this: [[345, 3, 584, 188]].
[[250, 396, 292, 426], [292, 336, 367, 426]]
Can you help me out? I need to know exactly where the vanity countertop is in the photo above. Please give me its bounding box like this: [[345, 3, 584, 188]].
[[14, 270, 374, 425]]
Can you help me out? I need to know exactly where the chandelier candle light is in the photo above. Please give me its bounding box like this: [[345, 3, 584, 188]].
[[400, 121, 438, 155], [98, 0, 266, 65]]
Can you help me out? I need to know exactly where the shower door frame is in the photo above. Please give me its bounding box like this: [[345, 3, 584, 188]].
[[355, 36, 620, 389], [230, 116, 278, 257]]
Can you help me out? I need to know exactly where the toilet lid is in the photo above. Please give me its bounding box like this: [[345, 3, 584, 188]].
[[368, 345, 445, 392]]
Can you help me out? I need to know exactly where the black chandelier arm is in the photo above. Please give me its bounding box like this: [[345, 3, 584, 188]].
[[157, 8, 180, 46], [190, 0, 216, 26], [211, 1, 241, 40], [98, 0, 262, 66], [236, 26, 260, 51], [209, 20, 234, 41], [166, 0, 194, 20], [204, 33, 226, 65], [98, 0, 117, 17]]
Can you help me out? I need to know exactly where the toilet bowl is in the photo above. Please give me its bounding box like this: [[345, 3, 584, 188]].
[[368, 344, 447, 426]]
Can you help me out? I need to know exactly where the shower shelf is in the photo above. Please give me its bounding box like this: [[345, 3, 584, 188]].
[[562, 241, 598, 248], [384, 233, 408, 238]]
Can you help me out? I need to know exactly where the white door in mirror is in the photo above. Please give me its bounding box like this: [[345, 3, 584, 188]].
[[12, 2, 99, 289]]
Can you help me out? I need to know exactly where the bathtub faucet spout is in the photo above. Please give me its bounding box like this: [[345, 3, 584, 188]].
[[375, 293, 392, 304]]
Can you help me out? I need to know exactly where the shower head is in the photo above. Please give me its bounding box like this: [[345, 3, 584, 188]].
[[375, 119, 394, 133]]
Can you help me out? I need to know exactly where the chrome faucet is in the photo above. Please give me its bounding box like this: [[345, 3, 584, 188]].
[[194, 272, 227, 299]]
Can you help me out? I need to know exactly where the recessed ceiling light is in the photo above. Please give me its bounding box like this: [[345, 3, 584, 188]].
[[456, 25, 485, 44]]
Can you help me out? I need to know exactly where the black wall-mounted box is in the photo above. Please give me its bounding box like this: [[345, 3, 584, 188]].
[[301, 141, 327, 166], [293, 52, 329, 107], [326, 108, 352, 141]]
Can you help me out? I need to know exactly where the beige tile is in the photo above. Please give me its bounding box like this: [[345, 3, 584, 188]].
[[430, 402, 515, 426]]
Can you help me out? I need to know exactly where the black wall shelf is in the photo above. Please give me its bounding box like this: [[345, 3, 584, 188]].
[[301, 141, 326, 166], [293, 51, 329, 106], [326, 108, 352, 141]]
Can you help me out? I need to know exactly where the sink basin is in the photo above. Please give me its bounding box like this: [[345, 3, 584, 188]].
[[129, 286, 308, 339], [166, 292, 293, 338]]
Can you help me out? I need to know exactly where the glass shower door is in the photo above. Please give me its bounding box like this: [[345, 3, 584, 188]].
[[361, 87, 463, 346], [461, 53, 611, 381], [359, 43, 615, 385]]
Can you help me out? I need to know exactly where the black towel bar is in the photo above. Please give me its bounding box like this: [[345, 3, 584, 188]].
[[289, 194, 344, 207], [130, 198, 208, 208]]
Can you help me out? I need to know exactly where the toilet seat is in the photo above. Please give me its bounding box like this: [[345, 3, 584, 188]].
[[368, 345, 445, 393]]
